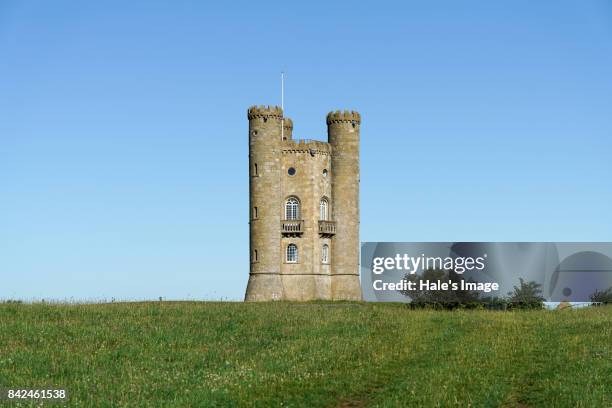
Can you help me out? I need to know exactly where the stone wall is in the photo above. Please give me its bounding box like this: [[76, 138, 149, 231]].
[[280, 140, 333, 300]]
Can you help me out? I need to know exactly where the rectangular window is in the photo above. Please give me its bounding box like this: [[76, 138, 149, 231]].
[[286, 244, 298, 263]]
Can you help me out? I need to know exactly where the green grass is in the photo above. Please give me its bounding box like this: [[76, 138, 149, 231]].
[[0, 302, 610, 407]]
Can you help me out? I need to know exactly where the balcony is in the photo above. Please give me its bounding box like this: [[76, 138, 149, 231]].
[[318, 220, 336, 236], [282, 220, 303, 236]]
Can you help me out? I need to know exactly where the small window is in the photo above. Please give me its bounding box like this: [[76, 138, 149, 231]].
[[288, 167, 296, 176], [253, 250, 258, 262], [286, 244, 298, 263], [322, 244, 329, 264], [253, 163, 258, 176], [322, 169, 328, 177], [285, 197, 300, 220], [320, 198, 329, 220], [253, 207, 258, 219]]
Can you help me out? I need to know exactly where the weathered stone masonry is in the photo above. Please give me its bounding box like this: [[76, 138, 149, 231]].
[[245, 105, 361, 301]]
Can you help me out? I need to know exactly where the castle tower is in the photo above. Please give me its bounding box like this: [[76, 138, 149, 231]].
[[327, 111, 362, 300], [245, 106, 361, 301], [245, 105, 284, 301]]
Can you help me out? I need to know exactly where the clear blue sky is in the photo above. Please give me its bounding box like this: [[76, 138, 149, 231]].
[[1, 1, 611, 301]]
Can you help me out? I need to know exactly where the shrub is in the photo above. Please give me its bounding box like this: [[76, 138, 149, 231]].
[[401, 268, 483, 310], [401, 272, 546, 310], [507, 278, 545, 310], [590, 287, 612, 304]]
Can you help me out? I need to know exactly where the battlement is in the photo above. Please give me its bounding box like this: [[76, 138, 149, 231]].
[[248, 105, 283, 121], [326, 110, 361, 125], [282, 139, 331, 155], [283, 118, 293, 130]]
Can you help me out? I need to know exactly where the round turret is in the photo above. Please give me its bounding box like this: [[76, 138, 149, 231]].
[[246, 105, 285, 301], [327, 109, 362, 300], [247, 105, 283, 121], [326, 110, 361, 126]]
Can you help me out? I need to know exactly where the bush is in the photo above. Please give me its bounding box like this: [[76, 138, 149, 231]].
[[400, 271, 546, 310], [480, 296, 509, 310], [401, 268, 484, 310], [506, 278, 545, 310], [590, 287, 612, 304]]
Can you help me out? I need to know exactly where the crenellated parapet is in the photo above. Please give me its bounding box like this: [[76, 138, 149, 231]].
[[282, 139, 332, 156], [248, 105, 283, 121], [326, 110, 361, 125]]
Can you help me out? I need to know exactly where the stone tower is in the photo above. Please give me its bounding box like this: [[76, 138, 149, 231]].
[[327, 111, 362, 300], [245, 106, 284, 301], [245, 105, 362, 301]]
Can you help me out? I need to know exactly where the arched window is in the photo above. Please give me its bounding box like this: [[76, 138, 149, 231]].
[[285, 197, 300, 220], [286, 244, 298, 263], [252, 250, 258, 262], [320, 198, 329, 220], [322, 244, 329, 264]]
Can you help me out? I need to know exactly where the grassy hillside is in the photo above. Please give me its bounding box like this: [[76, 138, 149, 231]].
[[0, 302, 610, 407]]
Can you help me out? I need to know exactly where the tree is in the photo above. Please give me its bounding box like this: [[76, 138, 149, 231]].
[[590, 287, 612, 304], [507, 278, 544, 309], [400, 268, 482, 309]]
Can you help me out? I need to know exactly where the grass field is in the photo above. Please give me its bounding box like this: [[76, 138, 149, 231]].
[[0, 302, 610, 407]]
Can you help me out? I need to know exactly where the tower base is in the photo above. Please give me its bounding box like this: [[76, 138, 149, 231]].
[[245, 274, 361, 301], [331, 275, 362, 300], [281, 274, 332, 301], [244, 274, 284, 301]]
